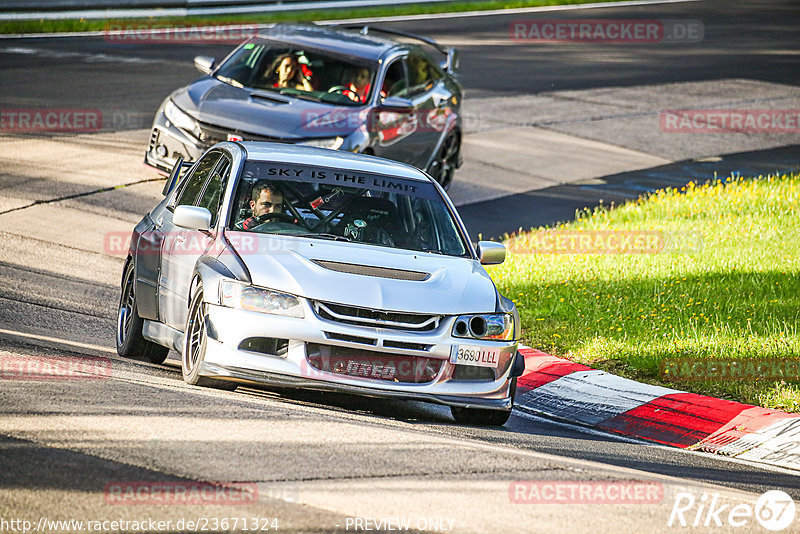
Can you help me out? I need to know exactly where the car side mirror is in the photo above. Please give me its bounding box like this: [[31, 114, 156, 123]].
[[443, 48, 459, 72], [379, 96, 414, 112], [477, 241, 506, 265], [173, 205, 212, 232], [162, 156, 184, 197], [194, 55, 215, 75]]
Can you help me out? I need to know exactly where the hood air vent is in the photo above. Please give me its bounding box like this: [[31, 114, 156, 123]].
[[311, 260, 430, 281]]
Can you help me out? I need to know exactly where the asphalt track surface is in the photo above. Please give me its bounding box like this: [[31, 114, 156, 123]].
[[1, 0, 800, 531]]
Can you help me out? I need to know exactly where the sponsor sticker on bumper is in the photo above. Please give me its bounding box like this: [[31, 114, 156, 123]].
[[450, 345, 501, 368]]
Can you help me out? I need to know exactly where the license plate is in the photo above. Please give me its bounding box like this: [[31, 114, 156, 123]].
[[450, 344, 501, 368]]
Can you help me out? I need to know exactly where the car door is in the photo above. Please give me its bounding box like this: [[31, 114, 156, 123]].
[[403, 52, 452, 170], [158, 150, 223, 330], [135, 160, 188, 321], [371, 56, 421, 166]]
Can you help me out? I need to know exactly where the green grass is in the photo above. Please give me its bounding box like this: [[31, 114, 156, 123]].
[[488, 173, 800, 411], [0, 0, 628, 34]]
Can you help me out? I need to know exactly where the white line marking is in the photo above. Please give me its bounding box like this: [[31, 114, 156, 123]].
[[0, 0, 701, 38], [0, 45, 176, 65], [0, 327, 116, 355]]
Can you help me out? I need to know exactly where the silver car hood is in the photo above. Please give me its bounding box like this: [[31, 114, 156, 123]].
[[228, 234, 498, 315]]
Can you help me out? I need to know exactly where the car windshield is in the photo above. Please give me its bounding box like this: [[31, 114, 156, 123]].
[[215, 41, 376, 106], [228, 160, 469, 257]]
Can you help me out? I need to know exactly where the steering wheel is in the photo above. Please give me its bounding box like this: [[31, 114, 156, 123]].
[[253, 212, 299, 225], [327, 85, 359, 101]]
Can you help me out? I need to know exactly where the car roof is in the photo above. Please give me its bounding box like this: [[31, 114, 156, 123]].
[[237, 141, 432, 183], [256, 24, 404, 62]]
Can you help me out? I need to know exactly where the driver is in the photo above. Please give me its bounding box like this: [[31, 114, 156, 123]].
[[236, 183, 284, 230]]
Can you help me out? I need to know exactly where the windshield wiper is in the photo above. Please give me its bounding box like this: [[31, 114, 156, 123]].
[[216, 75, 244, 88], [276, 89, 322, 103], [293, 233, 351, 242]]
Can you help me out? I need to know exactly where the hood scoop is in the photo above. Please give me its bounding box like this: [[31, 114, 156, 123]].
[[250, 91, 292, 104], [311, 260, 430, 281]]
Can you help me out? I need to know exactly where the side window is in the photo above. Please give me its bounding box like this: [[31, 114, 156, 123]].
[[197, 156, 231, 226], [382, 59, 408, 98], [406, 54, 437, 98], [174, 152, 221, 207]]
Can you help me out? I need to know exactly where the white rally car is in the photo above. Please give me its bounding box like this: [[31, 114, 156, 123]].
[[117, 142, 523, 425]]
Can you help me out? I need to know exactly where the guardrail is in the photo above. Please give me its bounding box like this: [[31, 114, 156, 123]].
[[0, 0, 313, 10], [0, 0, 457, 20]]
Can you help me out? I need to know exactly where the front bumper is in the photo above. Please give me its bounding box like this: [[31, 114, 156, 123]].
[[201, 302, 518, 411], [144, 109, 369, 173], [145, 112, 206, 172]]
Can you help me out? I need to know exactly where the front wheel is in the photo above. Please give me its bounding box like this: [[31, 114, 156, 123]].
[[450, 377, 515, 426], [427, 132, 459, 190], [182, 282, 237, 391], [116, 261, 169, 364]]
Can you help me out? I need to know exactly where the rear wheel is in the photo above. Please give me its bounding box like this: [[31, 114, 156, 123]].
[[450, 377, 516, 426], [427, 132, 459, 190], [116, 261, 169, 364], [182, 282, 237, 391]]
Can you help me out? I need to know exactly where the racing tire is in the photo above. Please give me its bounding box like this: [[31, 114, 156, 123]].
[[450, 377, 516, 426], [116, 261, 169, 364], [182, 282, 237, 391], [427, 132, 459, 190]]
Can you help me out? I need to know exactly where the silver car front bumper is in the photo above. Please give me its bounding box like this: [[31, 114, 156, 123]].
[[201, 303, 518, 411]]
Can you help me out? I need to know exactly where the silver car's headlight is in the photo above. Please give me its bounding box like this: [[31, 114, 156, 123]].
[[219, 281, 304, 318], [297, 137, 344, 150], [452, 314, 514, 341], [164, 100, 199, 133]]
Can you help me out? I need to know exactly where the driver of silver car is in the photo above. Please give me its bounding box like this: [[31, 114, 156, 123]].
[[236, 182, 284, 230]]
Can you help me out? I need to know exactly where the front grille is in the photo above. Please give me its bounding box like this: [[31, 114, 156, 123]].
[[313, 301, 441, 332], [383, 340, 432, 352], [312, 260, 430, 281], [197, 121, 286, 146], [306, 343, 442, 383], [324, 332, 377, 346]]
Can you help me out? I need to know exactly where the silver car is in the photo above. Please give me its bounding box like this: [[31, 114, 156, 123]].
[[118, 142, 522, 425]]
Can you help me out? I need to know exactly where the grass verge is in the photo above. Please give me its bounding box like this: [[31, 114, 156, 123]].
[[488, 173, 800, 411], [0, 0, 629, 35]]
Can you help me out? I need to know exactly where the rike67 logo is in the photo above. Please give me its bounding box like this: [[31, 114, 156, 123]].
[[668, 490, 796, 531]]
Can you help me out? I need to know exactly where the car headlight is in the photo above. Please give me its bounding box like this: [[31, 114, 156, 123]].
[[219, 281, 304, 318], [452, 314, 514, 341], [164, 100, 199, 134], [297, 137, 344, 150]]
